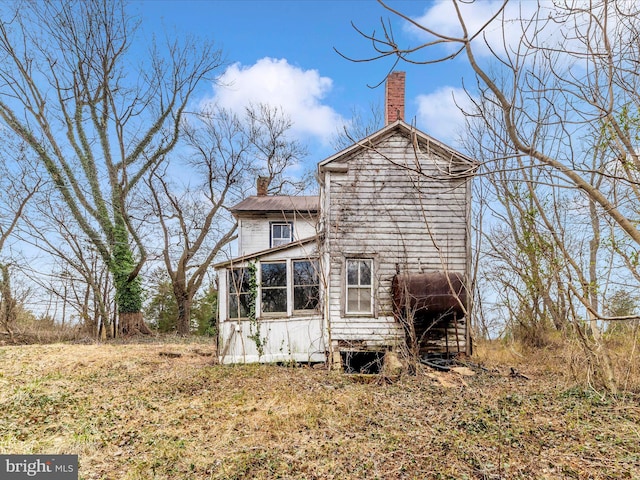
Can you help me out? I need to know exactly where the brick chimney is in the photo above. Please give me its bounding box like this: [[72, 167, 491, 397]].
[[385, 71, 405, 125], [256, 176, 270, 196]]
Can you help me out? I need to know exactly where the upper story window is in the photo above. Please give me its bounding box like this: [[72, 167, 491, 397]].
[[271, 222, 293, 248], [261, 262, 287, 314], [293, 260, 319, 311], [228, 268, 251, 320], [346, 258, 373, 315]]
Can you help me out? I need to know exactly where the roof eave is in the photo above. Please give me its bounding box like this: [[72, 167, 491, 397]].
[[229, 195, 320, 216], [318, 120, 478, 172], [213, 235, 321, 269]]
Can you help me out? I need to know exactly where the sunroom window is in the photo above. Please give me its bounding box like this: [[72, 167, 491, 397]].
[[228, 268, 251, 319], [293, 260, 319, 311], [261, 262, 287, 314]]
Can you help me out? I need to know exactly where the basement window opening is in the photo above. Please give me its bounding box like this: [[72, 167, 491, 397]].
[[341, 351, 384, 374]]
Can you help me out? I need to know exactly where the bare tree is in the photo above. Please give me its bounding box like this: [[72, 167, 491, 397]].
[[0, 135, 41, 339], [147, 104, 308, 335], [20, 189, 115, 338], [347, 0, 640, 391], [146, 108, 246, 335], [0, 0, 223, 335], [331, 103, 384, 152], [244, 103, 309, 195]]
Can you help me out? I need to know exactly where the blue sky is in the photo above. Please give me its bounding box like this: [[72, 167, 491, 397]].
[[134, 0, 519, 164]]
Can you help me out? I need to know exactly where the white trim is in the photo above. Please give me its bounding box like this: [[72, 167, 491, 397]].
[[292, 259, 320, 313], [270, 221, 293, 248], [318, 120, 476, 171], [260, 260, 288, 316], [345, 258, 374, 315]]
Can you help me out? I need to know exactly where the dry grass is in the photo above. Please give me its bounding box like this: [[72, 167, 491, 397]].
[[0, 324, 81, 345], [0, 339, 639, 479]]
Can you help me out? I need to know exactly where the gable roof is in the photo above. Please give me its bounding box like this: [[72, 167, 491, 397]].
[[213, 235, 320, 269], [230, 195, 319, 217], [318, 119, 478, 174]]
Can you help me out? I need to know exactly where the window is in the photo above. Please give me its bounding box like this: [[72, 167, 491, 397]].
[[293, 260, 319, 311], [228, 268, 251, 319], [346, 259, 373, 314], [261, 262, 287, 314], [271, 222, 293, 247]]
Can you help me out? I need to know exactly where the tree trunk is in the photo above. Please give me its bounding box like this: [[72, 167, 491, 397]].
[[112, 239, 151, 336], [119, 311, 152, 336], [173, 277, 191, 335], [0, 264, 16, 341], [176, 296, 192, 336]]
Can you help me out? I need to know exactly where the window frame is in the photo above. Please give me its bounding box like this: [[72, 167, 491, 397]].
[[345, 258, 374, 315], [292, 259, 320, 312], [227, 267, 251, 320], [270, 221, 293, 248], [260, 261, 288, 315]]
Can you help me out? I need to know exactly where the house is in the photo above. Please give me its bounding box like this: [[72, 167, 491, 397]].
[[215, 72, 476, 370]]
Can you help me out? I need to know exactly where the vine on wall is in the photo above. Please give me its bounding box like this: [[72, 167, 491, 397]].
[[246, 262, 268, 358]]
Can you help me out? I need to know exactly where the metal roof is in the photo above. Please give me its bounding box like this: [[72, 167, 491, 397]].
[[230, 195, 319, 215]]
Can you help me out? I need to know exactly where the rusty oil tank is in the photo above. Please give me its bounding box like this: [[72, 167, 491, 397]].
[[392, 272, 467, 315]]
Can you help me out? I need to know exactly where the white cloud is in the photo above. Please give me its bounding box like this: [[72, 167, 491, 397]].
[[205, 58, 344, 144], [406, 0, 547, 58], [415, 86, 473, 144]]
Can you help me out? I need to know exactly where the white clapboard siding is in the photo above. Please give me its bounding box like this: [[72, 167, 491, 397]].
[[217, 241, 324, 364], [219, 315, 326, 364], [238, 214, 318, 256], [323, 128, 472, 352]]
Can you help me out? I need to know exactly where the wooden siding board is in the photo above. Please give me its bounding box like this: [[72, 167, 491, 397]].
[[325, 130, 471, 350], [332, 235, 467, 242], [219, 315, 326, 364], [237, 215, 317, 256]]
